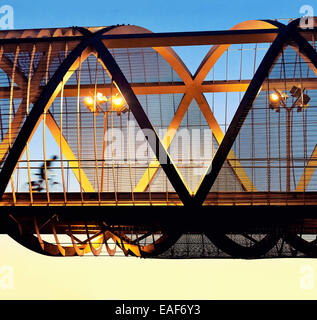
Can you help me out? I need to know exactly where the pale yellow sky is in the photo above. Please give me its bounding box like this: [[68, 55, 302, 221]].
[[1, 235, 317, 299]]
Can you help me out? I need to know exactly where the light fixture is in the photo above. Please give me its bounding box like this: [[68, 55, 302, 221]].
[[83, 96, 97, 113], [84, 96, 94, 107], [290, 85, 311, 111], [112, 95, 125, 108], [269, 91, 284, 112], [96, 92, 107, 103], [290, 86, 301, 98], [270, 92, 279, 102], [111, 94, 128, 115], [268, 87, 310, 113], [268, 86, 311, 193], [83, 92, 107, 114], [83, 92, 128, 116]]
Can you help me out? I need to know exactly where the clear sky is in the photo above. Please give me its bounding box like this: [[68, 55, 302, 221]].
[[1, 0, 317, 300], [3, 0, 309, 32]]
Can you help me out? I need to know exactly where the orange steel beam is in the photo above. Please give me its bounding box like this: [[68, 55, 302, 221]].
[[193, 20, 279, 84], [1, 79, 317, 99], [35, 47, 94, 193], [2, 78, 317, 98], [193, 92, 256, 193], [45, 111, 95, 192], [296, 145, 317, 192]]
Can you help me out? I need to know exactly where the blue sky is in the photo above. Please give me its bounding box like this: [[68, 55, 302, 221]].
[[4, 0, 313, 32]]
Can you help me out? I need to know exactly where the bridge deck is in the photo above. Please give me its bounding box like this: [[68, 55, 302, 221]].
[[1, 192, 317, 206]]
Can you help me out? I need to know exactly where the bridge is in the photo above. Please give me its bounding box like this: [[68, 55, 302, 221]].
[[1, 18, 317, 258]]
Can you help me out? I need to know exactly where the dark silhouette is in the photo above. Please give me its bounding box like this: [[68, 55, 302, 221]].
[[28, 155, 59, 192]]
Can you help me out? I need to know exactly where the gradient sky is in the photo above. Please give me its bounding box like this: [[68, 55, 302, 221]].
[[4, 0, 310, 31], [1, 0, 317, 300]]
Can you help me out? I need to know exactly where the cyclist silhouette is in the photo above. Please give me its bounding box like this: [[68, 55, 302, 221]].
[[28, 155, 59, 192]]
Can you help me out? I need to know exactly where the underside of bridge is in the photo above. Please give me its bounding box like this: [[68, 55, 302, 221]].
[[1, 18, 317, 258]]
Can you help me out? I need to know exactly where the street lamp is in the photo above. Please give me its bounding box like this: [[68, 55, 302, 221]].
[[269, 86, 311, 192], [83, 92, 128, 116], [83, 92, 129, 191]]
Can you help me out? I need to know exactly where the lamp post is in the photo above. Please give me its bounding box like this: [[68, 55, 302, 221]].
[[83, 92, 128, 192], [269, 86, 310, 192]]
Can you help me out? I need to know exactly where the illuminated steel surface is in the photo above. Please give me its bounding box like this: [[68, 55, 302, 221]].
[[0, 19, 317, 258]]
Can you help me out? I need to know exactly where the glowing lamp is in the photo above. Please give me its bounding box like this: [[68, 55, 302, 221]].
[[270, 93, 279, 102], [111, 94, 128, 115], [112, 95, 125, 108], [97, 92, 107, 103], [84, 96, 94, 107], [83, 96, 96, 112], [269, 92, 281, 112]]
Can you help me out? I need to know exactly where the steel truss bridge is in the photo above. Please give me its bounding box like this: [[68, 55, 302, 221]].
[[1, 18, 317, 258]]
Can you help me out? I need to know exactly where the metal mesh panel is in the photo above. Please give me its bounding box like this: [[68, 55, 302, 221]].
[[210, 44, 317, 197], [156, 233, 297, 258], [0, 41, 79, 171], [110, 47, 182, 83], [48, 49, 187, 195], [169, 99, 213, 192]]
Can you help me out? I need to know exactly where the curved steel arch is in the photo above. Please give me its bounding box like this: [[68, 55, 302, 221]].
[[191, 20, 284, 194], [134, 20, 280, 193], [0, 25, 193, 206], [0, 41, 97, 201], [0, 28, 116, 199], [201, 19, 317, 257], [88, 29, 193, 205], [0, 24, 193, 198], [194, 19, 281, 83], [91, 25, 198, 196], [206, 230, 281, 258], [194, 19, 317, 205], [97, 25, 195, 192], [7, 215, 77, 256]]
